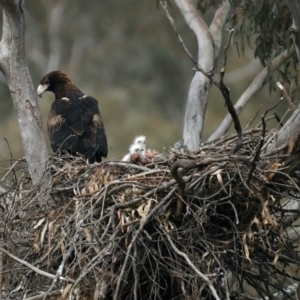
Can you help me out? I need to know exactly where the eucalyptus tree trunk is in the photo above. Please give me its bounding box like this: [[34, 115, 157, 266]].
[[0, 0, 48, 183], [174, 0, 232, 151]]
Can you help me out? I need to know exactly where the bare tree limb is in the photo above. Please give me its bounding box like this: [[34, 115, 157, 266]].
[[218, 28, 243, 153], [209, 0, 233, 62], [0, 247, 74, 283], [208, 46, 295, 142], [171, 159, 195, 216], [277, 82, 296, 110], [265, 102, 300, 154], [225, 58, 261, 83], [0, 0, 48, 183]]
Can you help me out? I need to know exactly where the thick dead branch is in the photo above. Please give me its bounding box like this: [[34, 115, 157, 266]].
[[0, 247, 74, 283], [171, 159, 196, 216], [218, 28, 243, 154], [277, 82, 296, 110], [265, 106, 300, 156]]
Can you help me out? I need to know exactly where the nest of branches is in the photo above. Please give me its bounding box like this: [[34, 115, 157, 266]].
[[1, 127, 300, 300]]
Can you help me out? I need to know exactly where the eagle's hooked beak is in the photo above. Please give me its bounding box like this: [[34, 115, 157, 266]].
[[37, 84, 49, 98]]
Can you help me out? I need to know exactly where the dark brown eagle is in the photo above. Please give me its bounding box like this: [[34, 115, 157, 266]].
[[37, 71, 108, 163]]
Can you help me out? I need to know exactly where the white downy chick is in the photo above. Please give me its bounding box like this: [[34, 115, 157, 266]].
[[122, 143, 146, 162], [133, 135, 147, 147]]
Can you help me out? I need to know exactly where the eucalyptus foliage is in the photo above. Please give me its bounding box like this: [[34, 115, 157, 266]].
[[197, 0, 297, 92]]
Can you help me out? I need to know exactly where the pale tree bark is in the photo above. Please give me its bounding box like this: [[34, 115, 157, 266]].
[[209, 0, 232, 61], [174, 0, 232, 151], [266, 103, 300, 154], [175, 0, 214, 151], [210, 1, 300, 148], [208, 46, 295, 141], [0, 0, 48, 183]]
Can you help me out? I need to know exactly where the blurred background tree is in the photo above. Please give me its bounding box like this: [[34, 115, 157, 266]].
[[0, 0, 294, 161]]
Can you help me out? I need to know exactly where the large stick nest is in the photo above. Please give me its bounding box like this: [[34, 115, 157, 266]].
[[1, 128, 300, 300]]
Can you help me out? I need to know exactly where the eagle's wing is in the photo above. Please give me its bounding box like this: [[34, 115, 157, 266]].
[[78, 96, 108, 161], [48, 96, 107, 161], [47, 98, 82, 153]]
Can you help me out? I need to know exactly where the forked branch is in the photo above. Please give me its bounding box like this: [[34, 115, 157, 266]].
[[162, 1, 241, 153]]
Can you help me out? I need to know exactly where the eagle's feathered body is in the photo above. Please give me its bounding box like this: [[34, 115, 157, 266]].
[[37, 71, 108, 163]]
